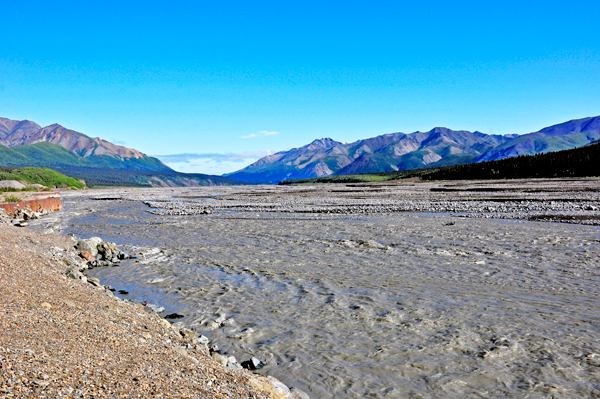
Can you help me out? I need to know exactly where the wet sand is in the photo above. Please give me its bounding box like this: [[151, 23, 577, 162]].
[[29, 178, 600, 398]]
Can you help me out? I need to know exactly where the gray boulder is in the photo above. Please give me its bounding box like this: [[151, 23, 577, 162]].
[[76, 237, 103, 257]]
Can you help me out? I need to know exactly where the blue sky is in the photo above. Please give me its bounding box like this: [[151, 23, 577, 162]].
[[1, 0, 599, 175]]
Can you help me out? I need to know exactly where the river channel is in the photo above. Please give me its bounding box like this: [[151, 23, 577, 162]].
[[34, 187, 600, 398]]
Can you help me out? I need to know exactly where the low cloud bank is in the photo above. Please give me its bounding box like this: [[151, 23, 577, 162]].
[[154, 150, 273, 164]]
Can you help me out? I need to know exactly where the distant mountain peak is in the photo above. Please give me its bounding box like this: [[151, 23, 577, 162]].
[[307, 138, 342, 149], [0, 117, 157, 162], [0, 117, 174, 172], [227, 115, 600, 183]]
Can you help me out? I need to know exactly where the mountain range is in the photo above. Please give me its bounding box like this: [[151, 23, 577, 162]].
[[0, 118, 170, 171], [226, 116, 600, 183], [0, 118, 243, 187]]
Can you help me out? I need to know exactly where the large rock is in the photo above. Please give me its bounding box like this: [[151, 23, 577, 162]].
[[248, 375, 294, 399], [290, 387, 311, 399], [0, 180, 26, 189], [97, 241, 117, 260], [76, 237, 103, 257]]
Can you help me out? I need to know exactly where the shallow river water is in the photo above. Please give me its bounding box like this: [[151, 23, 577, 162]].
[[38, 193, 600, 398]]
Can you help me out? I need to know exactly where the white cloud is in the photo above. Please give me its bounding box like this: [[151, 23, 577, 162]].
[[153, 150, 278, 175], [242, 130, 280, 139]]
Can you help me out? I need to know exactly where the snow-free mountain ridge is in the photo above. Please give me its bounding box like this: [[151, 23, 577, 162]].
[[0, 117, 167, 169], [0, 117, 244, 187], [226, 116, 600, 183]]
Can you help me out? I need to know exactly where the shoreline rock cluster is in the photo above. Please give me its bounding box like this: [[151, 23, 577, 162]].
[[0, 205, 54, 228]]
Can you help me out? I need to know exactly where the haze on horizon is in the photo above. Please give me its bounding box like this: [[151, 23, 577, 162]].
[[1, 0, 599, 175]]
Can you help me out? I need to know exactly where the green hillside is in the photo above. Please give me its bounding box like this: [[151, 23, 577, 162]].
[[0, 142, 94, 168], [0, 142, 172, 171], [0, 166, 84, 189]]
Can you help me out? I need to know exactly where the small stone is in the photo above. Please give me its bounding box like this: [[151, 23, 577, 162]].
[[66, 268, 84, 280], [63, 300, 76, 308], [226, 360, 243, 371], [40, 302, 52, 310], [194, 335, 210, 345], [87, 277, 101, 286], [241, 356, 264, 371], [144, 303, 165, 314], [211, 352, 228, 367], [165, 313, 184, 319], [180, 328, 199, 340], [174, 347, 188, 357]]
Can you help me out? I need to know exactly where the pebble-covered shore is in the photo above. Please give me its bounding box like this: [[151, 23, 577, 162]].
[[0, 211, 308, 398]]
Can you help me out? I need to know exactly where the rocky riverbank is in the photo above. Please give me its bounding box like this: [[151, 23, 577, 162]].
[[0, 216, 309, 398]]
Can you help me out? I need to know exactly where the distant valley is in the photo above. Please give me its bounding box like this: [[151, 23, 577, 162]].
[[226, 116, 600, 183]]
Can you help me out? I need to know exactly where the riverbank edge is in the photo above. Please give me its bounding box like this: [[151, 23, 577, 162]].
[[0, 210, 307, 399]]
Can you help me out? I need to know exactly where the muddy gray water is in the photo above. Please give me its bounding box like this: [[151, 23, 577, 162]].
[[33, 188, 600, 398]]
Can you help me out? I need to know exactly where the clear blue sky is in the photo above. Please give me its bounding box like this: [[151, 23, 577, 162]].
[[2, 0, 599, 175]]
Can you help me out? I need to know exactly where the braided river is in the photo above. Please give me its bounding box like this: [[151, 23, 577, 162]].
[[36, 185, 600, 398]]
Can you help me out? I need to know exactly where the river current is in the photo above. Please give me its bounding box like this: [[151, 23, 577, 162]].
[[35, 192, 600, 398]]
